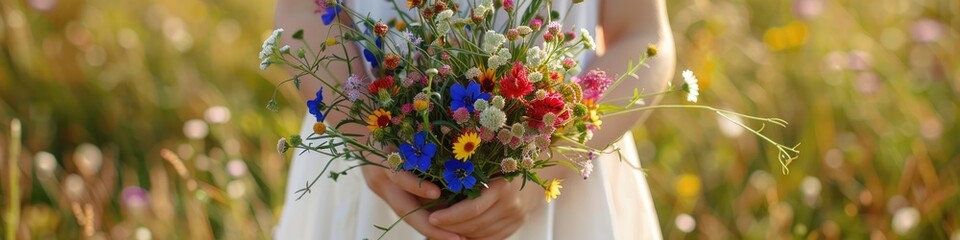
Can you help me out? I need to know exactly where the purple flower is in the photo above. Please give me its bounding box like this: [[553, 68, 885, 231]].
[[344, 74, 367, 101], [121, 186, 149, 209], [399, 131, 436, 171], [442, 159, 476, 193]]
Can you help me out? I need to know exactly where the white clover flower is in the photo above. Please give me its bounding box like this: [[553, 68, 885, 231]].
[[497, 48, 512, 60], [491, 95, 505, 109], [473, 99, 489, 112], [473, 3, 492, 19], [527, 71, 543, 83], [465, 67, 482, 79], [682, 69, 700, 103], [580, 28, 596, 50], [435, 10, 454, 35], [517, 26, 533, 36], [525, 46, 545, 68], [479, 107, 507, 131], [482, 30, 506, 54], [488, 55, 506, 69]]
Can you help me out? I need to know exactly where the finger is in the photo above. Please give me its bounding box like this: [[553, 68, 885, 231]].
[[470, 219, 520, 240], [434, 200, 506, 234], [429, 181, 505, 225], [386, 169, 441, 199], [380, 182, 462, 240]]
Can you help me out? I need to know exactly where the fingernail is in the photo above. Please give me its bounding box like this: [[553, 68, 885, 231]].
[[427, 189, 438, 198], [429, 215, 440, 225]]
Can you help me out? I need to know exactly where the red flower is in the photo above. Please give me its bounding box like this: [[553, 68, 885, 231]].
[[499, 62, 534, 99], [526, 92, 570, 129], [384, 54, 401, 70], [369, 76, 396, 94], [374, 22, 388, 37]]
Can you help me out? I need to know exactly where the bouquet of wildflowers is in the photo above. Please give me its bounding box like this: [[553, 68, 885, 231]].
[[263, 0, 798, 235]]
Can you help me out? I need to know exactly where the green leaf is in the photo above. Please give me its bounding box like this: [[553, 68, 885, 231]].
[[292, 29, 304, 40]]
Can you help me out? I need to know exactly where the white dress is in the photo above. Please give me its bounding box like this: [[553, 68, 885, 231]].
[[275, 1, 662, 239]]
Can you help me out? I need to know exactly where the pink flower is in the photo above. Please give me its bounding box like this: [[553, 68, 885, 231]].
[[530, 18, 543, 31], [440, 65, 453, 77], [574, 69, 613, 101], [408, 71, 427, 85], [503, 0, 514, 12], [480, 127, 495, 141], [547, 22, 562, 35], [497, 129, 512, 144], [452, 107, 471, 124], [401, 103, 414, 114], [562, 58, 576, 69]]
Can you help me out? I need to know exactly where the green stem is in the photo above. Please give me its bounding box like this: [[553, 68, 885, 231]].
[[6, 119, 22, 240]]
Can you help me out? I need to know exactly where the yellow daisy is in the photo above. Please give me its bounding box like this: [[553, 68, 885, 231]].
[[544, 178, 563, 203], [366, 109, 392, 131], [451, 131, 481, 160]]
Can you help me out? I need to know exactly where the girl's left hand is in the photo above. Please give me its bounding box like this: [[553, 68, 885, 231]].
[[427, 178, 544, 239]]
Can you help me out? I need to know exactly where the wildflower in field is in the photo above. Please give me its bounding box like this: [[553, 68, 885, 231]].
[[442, 159, 476, 193], [366, 109, 392, 131], [259, 28, 283, 70], [452, 107, 471, 124], [465, 67, 482, 79], [400, 131, 436, 171], [413, 93, 430, 112], [452, 131, 481, 160]]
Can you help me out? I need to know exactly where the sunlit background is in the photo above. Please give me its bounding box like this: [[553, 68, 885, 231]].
[[1, 0, 957, 239]]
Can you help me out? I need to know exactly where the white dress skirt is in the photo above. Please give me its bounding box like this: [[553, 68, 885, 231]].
[[275, 1, 661, 239]]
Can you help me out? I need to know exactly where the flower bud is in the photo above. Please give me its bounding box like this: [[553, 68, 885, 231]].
[[277, 137, 289, 154], [473, 99, 489, 112], [506, 29, 520, 41], [313, 122, 327, 135], [374, 22, 388, 37], [646, 44, 658, 57]]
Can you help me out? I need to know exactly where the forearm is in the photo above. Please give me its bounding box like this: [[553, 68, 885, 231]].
[[584, 0, 676, 149], [274, 0, 370, 140]]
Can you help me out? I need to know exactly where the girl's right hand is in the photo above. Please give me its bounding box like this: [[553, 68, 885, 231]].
[[361, 165, 463, 240]]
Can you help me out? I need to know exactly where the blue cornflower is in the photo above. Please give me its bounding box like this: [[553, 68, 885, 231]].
[[450, 81, 491, 113], [399, 131, 436, 171], [363, 37, 383, 68], [442, 159, 477, 193], [321, 3, 341, 25], [306, 87, 325, 122]]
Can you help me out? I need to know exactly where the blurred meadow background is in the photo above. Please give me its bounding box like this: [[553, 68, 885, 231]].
[[1, 0, 957, 239]]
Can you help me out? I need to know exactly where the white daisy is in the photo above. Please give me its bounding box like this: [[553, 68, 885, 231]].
[[682, 69, 700, 103]]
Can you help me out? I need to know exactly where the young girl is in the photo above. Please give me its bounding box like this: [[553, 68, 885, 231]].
[[274, 1, 675, 239]]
